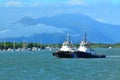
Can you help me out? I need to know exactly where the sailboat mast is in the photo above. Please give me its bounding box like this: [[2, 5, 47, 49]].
[[23, 41, 26, 49], [13, 41, 16, 50], [4, 41, 6, 50]]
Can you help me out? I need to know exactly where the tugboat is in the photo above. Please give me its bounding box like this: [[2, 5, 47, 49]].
[[76, 33, 106, 58], [53, 33, 106, 58], [53, 34, 76, 58]]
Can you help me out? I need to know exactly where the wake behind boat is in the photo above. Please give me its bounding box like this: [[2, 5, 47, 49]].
[[53, 33, 106, 58]]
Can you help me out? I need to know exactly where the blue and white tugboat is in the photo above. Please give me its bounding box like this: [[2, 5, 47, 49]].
[[75, 33, 106, 58], [53, 34, 76, 58], [53, 33, 106, 58]]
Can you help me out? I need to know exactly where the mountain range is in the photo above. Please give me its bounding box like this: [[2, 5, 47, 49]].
[[1, 13, 120, 43]]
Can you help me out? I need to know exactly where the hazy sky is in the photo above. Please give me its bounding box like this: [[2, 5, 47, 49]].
[[0, 0, 120, 24], [0, 0, 120, 38]]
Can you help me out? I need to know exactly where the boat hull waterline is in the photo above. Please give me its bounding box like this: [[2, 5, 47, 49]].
[[53, 51, 106, 58]]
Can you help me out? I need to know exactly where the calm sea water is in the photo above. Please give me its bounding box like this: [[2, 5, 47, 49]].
[[0, 48, 120, 80]]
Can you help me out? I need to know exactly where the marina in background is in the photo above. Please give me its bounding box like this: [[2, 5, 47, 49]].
[[1, 41, 120, 52]]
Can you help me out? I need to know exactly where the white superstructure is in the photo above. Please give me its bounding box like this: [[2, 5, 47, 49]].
[[60, 34, 74, 52], [78, 33, 95, 54]]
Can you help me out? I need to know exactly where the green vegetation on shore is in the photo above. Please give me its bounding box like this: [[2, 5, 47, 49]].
[[0, 42, 43, 50], [91, 43, 114, 48], [1, 42, 120, 50]]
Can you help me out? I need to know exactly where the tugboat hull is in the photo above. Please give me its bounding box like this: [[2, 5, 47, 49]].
[[53, 51, 106, 58]]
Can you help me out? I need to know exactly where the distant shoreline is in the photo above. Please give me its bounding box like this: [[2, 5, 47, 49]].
[[0, 42, 120, 49]]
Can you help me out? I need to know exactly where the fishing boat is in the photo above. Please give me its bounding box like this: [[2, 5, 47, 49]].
[[53, 33, 106, 58]]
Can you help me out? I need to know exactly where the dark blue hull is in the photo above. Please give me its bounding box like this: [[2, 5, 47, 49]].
[[53, 51, 106, 58]]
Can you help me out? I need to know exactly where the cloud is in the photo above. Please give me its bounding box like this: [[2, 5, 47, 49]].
[[4, 1, 23, 7], [110, 0, 120, 5], [95, 17, 105, 23], [31, 2, 42, 7], [0, 29, 10, 33], [23, 24, 68, 36], [67, 0, 85, 5], [0, 23, 69, 38]]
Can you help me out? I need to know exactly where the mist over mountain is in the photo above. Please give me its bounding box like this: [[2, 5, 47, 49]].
[[1, 13, 120, 43]]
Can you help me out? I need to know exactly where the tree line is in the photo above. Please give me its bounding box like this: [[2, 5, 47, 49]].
[[0, 42, 120, 50]]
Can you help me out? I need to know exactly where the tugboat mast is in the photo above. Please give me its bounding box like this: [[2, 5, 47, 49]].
[[53, 33, 106, 58], [84, 33, 87, 43], [66, 34, 70, 42]]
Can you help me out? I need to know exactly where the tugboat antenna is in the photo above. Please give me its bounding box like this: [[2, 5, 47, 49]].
[[66, 34, 70, 42], [84, 33, 87, 42]]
